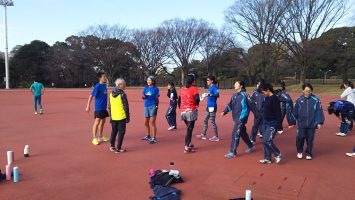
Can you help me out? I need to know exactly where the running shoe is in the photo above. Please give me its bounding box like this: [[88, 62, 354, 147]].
[[306, 156, 312, 160], [245, 147, 254, 153], [275, 154, 282, 163], [297, 153, 303, 159], [40, 109, 43, 115], [345, 152, 355, 157], [209, 136, 220, 142], [225, 152, 236, 159], [34, 112, 38, 115], [150, 138, 157, 144], [109, 147, 116, 151], [101, 136, 110, 142], [250, 140, 255, 145], [142, 135, 151, 141], [336, 132, 346, 137], [92, 138, 99, 145], [277, 130, 284, 134], [168, 126, 176, 131], [184, 147, 195, 154], [257, 133, 263, 138], [196, 134, 207, 140], [259, 159, 271, 164]]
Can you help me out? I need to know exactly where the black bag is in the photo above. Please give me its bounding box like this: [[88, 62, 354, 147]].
[[150, 170, 184, 189], [150, 185, 181, 200]]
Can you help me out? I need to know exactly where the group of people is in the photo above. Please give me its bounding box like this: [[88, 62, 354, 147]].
[[28, 70, 353, 160]]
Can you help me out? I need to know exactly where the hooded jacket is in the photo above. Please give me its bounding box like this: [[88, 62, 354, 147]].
[[109, 87, 130, 122]]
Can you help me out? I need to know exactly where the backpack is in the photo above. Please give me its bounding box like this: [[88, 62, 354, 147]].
[[150, 185, 181, 200], [150, 170, 184, 189]]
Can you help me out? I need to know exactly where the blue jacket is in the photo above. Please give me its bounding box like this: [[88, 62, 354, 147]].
[[223, 91, 250, 123], [334, 100, 354, 113], [250, 89, 265, 113], [206, 84, 219, 111], [278, 92, 293, 111], [292, 95, 325, 128]]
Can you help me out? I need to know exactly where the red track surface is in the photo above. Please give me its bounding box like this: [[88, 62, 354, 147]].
[[0, 88, 354, 200]]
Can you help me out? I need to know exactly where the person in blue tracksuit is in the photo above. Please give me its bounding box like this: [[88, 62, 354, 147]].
[[258, 83, 282, 164], [197, 75, 220, 142], [327, 100, 354, 137], [275, 84, 295, 134], [290, 83, 325, 160], [166, 82, 178, 131], [250, 79, 265, 143], [221, 81, 254, 159]]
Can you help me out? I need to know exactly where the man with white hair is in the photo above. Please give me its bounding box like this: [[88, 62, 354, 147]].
[[108, 78, 130, 153]]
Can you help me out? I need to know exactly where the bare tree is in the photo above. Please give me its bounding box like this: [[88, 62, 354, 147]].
[[131, 28, 171, 76], [79, 24, 132, 42], [161, 18, 211, 85], [199, 28, 235, 76], [225, 0, 289, 78], [278, 0, 348, 85]]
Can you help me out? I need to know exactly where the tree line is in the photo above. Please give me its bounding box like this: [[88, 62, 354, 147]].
[[1, 0, 354, 88]]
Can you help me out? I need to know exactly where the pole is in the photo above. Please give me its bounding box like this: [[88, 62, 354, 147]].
[[4, 4, 10, 89]]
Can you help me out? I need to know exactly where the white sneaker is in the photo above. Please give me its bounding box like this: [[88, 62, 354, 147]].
[[40, 109, 43, 114], [196, 134, 207, 140], [297, 153, 303, 159], [34, 112, 38, 115], [257, 133, 263, 138], [275, 154, 282, 163], [336, 132, 346, 137], [209, 136, 220, 142], [345, 152, 355, 157], [278, 130, 284, 134], [306, 156, 313, 160], [168, 126, 176, 131]]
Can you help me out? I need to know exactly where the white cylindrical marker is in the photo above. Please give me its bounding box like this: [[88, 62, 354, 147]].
[[245, 190, 252, 200], [24, 145, 30, 157], [7, 151, 13, 165]]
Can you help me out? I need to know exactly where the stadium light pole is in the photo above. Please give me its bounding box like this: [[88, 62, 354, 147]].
[[0, 0, 14, 89]]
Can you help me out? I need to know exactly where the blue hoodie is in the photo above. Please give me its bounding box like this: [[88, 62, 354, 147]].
[[223, 91, 250, 123], [292, 94, 325, 128]]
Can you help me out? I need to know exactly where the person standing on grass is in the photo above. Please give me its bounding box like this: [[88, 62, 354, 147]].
[[30, 81, 45, 115], [289, 83, 324, 160], [346, 145, 355, 158], [250, 79, 265, 144], [109, 78, 130, 154], [178, 74, 200, 154], [197, 75, 220, 142], [222, 81, 254, 159], [142, 76, 160, 144], [86, 71, 110, 145], [258, 83, 282, 164], [166, 82, 177, 131], [327, 100, 354, 137]]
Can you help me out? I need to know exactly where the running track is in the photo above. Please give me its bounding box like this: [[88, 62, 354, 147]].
[[0, 88, 354, 200]]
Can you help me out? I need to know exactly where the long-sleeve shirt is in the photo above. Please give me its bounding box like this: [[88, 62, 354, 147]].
[[262, 94, 281, 122], [340, 87, 355, 105]]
